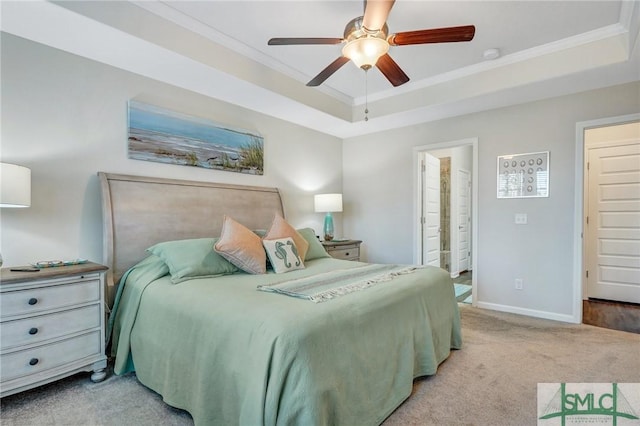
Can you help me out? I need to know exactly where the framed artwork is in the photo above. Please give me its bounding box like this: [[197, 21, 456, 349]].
[[497, 151, 549, 198], [128, 100, 264, 175]]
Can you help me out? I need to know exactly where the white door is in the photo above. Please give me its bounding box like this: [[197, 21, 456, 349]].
[[586, 141, 640, 303], [457, 169, 471, 273], [422, 153, 441, 267]]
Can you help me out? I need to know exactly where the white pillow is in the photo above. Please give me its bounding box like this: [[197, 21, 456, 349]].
[[262, 237, 305, 274]]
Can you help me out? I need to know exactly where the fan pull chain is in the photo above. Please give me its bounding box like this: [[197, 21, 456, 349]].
[[364, 70, 369, 122]]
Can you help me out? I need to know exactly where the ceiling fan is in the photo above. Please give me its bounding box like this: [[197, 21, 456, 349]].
[[268, 0, 475, 87]]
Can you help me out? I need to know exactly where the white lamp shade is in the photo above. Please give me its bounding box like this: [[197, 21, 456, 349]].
[[314, 193, 343, 213], [0, 163, 31, 208]]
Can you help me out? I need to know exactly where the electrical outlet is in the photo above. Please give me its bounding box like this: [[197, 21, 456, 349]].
[[515, 278, 524, 290], [515, 213, 528, 224]]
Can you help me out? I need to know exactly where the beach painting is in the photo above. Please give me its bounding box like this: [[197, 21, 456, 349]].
[[127, 101, 264, 175]]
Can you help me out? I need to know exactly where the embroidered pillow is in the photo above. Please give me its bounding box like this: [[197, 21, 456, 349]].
[[148, 238, 238, 283], [262, 237, 305, 274], [214, 215, 266, 274], [263, 214, 310, 261]]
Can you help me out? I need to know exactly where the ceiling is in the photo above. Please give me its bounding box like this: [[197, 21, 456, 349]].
[[1, 1, 639, 138]]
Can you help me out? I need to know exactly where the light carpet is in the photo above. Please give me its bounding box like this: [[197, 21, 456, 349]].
[[2, 305, 638, 425]]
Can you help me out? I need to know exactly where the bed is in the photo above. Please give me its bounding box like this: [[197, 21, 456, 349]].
[[100, 172, 462, 425]]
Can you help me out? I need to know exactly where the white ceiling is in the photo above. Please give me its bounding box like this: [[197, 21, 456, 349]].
[[145, 1, 622, 99], [1, 1, 639, 138]]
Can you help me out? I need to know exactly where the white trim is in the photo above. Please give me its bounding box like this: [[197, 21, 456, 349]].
[[3, 2, 637, 140], [136, 0, 632, 108], [0, 0, 355, 138], [573, 113, 640, 324], [475, 302, 576, 324], [133, 1, 353, 105], [359, 23, 628, 105], [413, 138, 478, 306]]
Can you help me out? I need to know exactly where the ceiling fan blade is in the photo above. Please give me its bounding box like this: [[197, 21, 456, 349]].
[[376, 54, 409, 87], [268, 38, 343, 46], [307, 56, 351, 87], [362, 0, 395, 31], [388, 25, 476, 46]]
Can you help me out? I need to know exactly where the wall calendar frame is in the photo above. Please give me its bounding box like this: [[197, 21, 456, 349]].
[[497, 151, 549, 198]]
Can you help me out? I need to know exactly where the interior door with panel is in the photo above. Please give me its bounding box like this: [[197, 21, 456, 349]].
[[586, 140, 640, 304], [422, 153, 441, 267], [457, 168, 471, 273]]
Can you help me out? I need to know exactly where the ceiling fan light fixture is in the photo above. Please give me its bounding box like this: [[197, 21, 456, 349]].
[[342, 36, 389, 70], [269, 5, 476, 88]]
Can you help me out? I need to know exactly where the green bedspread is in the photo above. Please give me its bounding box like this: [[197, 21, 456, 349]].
[[111, 256, 462, 426]]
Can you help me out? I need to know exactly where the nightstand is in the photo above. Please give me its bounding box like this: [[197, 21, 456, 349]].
[[0, 262, 108, 397], [321, 240, 362, 261]]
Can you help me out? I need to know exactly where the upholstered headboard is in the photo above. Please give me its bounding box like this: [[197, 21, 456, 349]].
[[98, 172, 284, 306]]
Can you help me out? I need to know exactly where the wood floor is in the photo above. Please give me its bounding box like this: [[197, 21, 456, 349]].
[[456, 270, 472, 285], [582, 298, 640, 334]]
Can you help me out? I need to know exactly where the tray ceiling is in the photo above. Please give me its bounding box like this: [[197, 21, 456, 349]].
[[2, 1, 638, 137]]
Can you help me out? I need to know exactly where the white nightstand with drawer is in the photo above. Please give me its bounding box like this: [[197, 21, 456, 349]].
[[321, 240, 362, 261], [0, 262, 108, 397]]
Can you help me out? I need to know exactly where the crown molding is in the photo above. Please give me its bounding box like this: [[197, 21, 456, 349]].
[[132, 1, 353, 105], [2, 1, 638, 140], [355, 22, 629, 106]]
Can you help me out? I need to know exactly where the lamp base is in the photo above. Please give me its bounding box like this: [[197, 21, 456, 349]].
[[323, 212, 335, 241]]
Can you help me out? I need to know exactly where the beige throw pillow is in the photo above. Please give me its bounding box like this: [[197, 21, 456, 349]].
[[263, 214, 310, 261], [214, 215, 266, 274]]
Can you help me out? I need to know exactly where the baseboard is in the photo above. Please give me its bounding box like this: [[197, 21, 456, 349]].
[[475, 301, 578, 324]]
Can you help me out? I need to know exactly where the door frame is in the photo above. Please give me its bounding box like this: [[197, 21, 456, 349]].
[[573, 113, 640, 323], [413, 137, 478, 303]]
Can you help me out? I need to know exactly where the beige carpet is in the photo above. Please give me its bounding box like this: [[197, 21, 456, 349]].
[[383, 305, 640, 425], [2, 305, 638, 425]]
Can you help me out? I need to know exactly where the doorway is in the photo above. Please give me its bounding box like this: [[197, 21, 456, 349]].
[[414, 138, 478, 305], [575, 115, 640, 331]]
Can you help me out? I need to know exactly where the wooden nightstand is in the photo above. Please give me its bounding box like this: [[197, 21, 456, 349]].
[[321, 240, 362, 261], [0, 262, 108, 397]]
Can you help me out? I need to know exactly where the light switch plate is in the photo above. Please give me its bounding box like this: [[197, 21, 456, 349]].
[[515, 213, 528, 224]]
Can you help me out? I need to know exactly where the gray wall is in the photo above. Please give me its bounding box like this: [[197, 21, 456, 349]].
[[343, 81, 640, 320], [3, 32, 638, 323], [0, 34, 343, 266]]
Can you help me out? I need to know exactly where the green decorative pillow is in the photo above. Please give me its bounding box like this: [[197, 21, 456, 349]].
[[262, 237, 305, 273], [214, 215, 267, 274], [147, 238, 238, 284], [297, 228, 330, 261]]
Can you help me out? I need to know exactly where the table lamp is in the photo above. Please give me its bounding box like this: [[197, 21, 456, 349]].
[[0, 163, 32, 267], [314, 193, 342, 241]]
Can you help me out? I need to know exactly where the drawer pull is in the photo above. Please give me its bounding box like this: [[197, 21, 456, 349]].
[[29, 358, 39, 366], [28, 298, 38, 306], [345, 252, 349, 256], [28, 327, 39, 335]]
